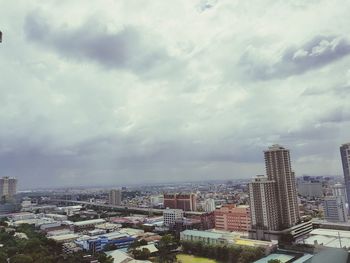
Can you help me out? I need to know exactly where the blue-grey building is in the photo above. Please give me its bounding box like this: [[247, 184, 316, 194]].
[[340, 143, 350, 214]]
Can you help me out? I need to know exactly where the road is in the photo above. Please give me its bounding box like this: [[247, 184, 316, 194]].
[[49, 199, 205, 216]]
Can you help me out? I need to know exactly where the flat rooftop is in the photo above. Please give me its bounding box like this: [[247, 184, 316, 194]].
[[181, 230, 223, 239], [73, 219, 105, 226]]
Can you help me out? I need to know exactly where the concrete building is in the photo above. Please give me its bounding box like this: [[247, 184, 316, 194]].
[[214, 204, 250, 232], [204, 198, 216, 212], [180, 229, 277, 254], [324, 196, 347, 223], [340, 143, 350, 214], [180, 229, 226, 245], [0, 176, 17, 201], [76, 231, 135, 253], [73, 219, 106, 232], [249, 145, 309, 241], [301, 228, 350, 249], [163, 209, 184, 227], [298, 181, 323, 198], [109, 189, 122, 206], [249, 175, 279, 238], [163, 193, 197, 211], [264, 145, 300, 229], [332, 183, 347, 202], [150, 195, 164, 206]]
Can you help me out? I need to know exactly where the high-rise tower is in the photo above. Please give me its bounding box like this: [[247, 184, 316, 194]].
[[249, 175, 279, 236], [0, 177, 17, 201], [264, 145, 299, 229], [340, 143, 350, 213], [108, 189, 122, 206]]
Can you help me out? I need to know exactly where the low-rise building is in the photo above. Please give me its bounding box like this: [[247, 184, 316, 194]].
[[163, 209, 184, 227], [73, 219, 106, 232], [49, 233, 80, 243], [215, 204, 250, 232], [180, 229, 277, 254], [76, 231, 135, 253], [180, 229, 226, 245], [301, 228, 350, 249]]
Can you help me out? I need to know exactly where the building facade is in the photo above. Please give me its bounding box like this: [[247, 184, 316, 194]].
[[0, 176, 17, 201], [150, 195, 164, 207], [204, 198, 216, 212], [214, 204, 250, 232], [324, 196, 347, 223], [249, 175, 279, 236], [332, 183, 347, 202], [298, 181, 323, 198], [108, 189, 122, 206], [340, 143, 350, 213], [163, 193, 197, 211], [163, 209, 184, 226], [264, 145, 299, 229]]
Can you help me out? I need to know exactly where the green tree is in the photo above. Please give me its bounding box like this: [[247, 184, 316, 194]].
[[157, 234, 178, 263], [268, 259, 282, 263], [238, 247, 265, 263], [11, 254, 34, 263], [132, 248, 151, 260]]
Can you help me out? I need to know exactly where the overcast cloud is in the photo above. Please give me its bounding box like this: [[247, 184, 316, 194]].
[[1, 0, 350, 189]]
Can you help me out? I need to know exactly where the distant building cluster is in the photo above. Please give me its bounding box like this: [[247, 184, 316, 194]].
[[163, 193, 197, 211]]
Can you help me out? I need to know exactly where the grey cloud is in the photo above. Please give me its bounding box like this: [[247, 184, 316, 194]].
[[24, 12, 170, 73], [240, 35, 350, 80], [302, 84, 350, 97], [319, 108, 350, 124]]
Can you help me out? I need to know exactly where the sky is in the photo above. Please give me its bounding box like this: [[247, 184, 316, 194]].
[[1, 0, 350, 189]]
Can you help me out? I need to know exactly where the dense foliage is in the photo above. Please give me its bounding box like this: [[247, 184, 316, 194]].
[[0, 224, 113, 263], [156, 234, 178, 263], [181, 240, 265, 263]]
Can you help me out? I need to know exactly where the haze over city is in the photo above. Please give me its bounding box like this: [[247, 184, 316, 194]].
[[1, 0, 350, 189]]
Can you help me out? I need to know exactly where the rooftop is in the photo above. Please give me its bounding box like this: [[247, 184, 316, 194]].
[[73, 219, 105, 226], [181, 230, 223, 239], [49, 233, 79, 242]]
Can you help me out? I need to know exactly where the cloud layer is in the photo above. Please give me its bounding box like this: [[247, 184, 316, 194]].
[[0, 0, 350, 188]]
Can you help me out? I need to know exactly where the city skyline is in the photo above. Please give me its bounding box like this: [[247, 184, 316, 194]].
[[1, 1, 350, 188]]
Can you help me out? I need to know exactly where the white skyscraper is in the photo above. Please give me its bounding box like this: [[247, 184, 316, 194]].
[[204, 198, 216, 212], [324, 196, 347, 223], [332, 183, 347, 202], [0, 177, 17, 201]]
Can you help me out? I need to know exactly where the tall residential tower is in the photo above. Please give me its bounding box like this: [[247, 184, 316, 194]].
[[0, 177, 17, 201], [249, 175, 279, 236], [340, 143, 350, 213], [264, 144, 300, 229], [108, 189, 122, 206]]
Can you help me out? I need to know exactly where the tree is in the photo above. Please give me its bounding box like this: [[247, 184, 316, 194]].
[[96, 252, 114, 263], [238, 247, 265, 263], [132, 248, 151, 260], [11, 254, 34, 263], [268, 259, 282, 263], [157, 234, 178, 263]]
